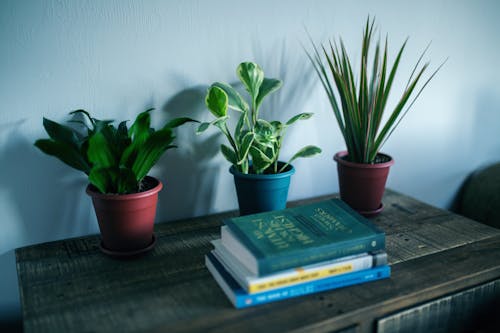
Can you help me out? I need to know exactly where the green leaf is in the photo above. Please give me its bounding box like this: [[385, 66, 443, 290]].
[[196, 122, 211, 134], [42, 118, 81, 149], [281, 145, 322, 173], [132, 128, 176, 182], [249, 146, 273, 174], [212, 116, 229, 131], [195, 116, 230, 135], [234, 111, 248, 142], [212, 82, 249, 113], [163, 117, 198, 129], [285, 112, 313, 126], [220, 144, 237, 164], [87, 131, 117, 169], [269, 120, 283, 138], [34, 139, 90, 174], [237, 131, 254, 165], [237, 62, 264, 101], [88, 167, 138, 194], [255, 77, 282, 111], [306, 16, 441, 163], [129, 109, 153, 146], [116, 167, 138, 194], [88, 167, 115, 194], [205, 85, 228, 118], [254, 119, 276, 147]]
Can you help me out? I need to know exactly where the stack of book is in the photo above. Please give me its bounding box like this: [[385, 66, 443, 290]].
[[205, 198, 390, 308]]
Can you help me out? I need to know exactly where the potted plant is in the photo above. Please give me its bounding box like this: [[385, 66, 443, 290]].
[[307, 17, 444, 216], [197, 62, 322, 215], [35, 108, 196, 256]]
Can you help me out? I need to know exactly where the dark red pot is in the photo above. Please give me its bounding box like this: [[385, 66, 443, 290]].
[[86, 176, 162, 253], [334, 151, 394, 216]]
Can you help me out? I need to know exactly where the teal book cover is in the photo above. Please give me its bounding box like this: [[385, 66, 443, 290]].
[[223, 199, 385, 275]]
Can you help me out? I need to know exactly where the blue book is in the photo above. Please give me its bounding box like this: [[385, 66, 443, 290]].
[[205, 252, 391, 309], [222, 199, 385, 276]]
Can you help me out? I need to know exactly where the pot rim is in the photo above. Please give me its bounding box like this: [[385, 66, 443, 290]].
[[86, 175, 163, 201], [334, 151, 394, 169], [229, 161, 295, 180]]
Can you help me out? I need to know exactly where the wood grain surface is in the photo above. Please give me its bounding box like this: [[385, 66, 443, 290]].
[[16, 190, 500, 333]]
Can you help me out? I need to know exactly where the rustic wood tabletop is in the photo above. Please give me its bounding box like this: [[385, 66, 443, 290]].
[[16, 189, 500, 333]]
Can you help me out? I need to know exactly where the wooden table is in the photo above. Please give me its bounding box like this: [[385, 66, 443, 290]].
[[16, 190, 500, 333]]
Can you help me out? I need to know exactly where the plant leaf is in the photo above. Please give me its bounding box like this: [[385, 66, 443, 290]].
[[205, 85, 228, 118], [132, 128, 176, 182], [88, 167, 115, 194], [212, 82, 249, 113], [42, 118, 81, 149], [220, 144, 237, 164], [255, 77, 282, 111], [249, 146, 273, 174], [237, 62, 264, 102], [34, 139, 90, 174], [196, 122, 211, 134], [281, 145, 322, 173], [129, 109, 153, 147], [235, 111, 248, 142], [163, 117, 198, 129], [237, 131, 254, 165], [285, 112, 313, 126], [87, 131, 117, 169]]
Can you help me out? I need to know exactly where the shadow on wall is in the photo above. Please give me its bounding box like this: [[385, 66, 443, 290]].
[[250, 39, 317, 122], [155, 86, 222, 221], [0, 122, 98, 253]]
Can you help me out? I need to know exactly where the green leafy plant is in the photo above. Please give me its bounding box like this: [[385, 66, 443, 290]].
[[35, 108, 196, 194], [306, 17, 445, 163], [197, 61, 321, 174]]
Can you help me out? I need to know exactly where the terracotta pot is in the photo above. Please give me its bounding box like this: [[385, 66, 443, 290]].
[[230, 162, 295, 216], [334, 151, 394, 216], [86, 176, 162, 253]]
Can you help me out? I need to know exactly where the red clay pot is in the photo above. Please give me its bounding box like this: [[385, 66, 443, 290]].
[[86, 176, 162, 253], [334, 151, 394, 216]]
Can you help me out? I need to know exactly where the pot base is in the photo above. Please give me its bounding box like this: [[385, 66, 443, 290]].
[[357, 204, 384, 217], [99, 234, 156, 258]]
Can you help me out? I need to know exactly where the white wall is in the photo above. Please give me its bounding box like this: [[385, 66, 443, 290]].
[[1, 0, 499, 323]]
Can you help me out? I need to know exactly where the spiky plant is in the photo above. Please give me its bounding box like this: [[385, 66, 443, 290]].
[[306, 17, 445, 163]]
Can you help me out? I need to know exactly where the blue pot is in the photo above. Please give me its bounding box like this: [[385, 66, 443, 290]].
[[230, 162, 295, 216]]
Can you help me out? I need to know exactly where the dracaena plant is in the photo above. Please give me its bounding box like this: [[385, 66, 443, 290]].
[[34, 108, 196, 194], [196, 61, 321, 174], [306, 17, 445, 164]]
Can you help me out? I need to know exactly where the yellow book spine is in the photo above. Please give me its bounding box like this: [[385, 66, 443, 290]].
[[248, 264, 353, 293]]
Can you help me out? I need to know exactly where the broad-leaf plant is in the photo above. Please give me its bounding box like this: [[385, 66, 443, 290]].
[[197, 61, 321, 174], [306, 17, 445, 164], [35, 109, 196, 194]]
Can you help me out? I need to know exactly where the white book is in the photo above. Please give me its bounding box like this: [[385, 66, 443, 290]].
[[211, 239, 387, 294]]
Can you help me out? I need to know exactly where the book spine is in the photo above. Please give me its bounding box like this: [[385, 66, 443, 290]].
[[247, 254, 373, 293], [235, 265, 391, 308], [259, 233, 385, 275]]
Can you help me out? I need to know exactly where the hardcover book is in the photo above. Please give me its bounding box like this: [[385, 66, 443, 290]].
[[211, 239, 387, 294], [222, 199, 385, 275], [205, 252, 391, 309]]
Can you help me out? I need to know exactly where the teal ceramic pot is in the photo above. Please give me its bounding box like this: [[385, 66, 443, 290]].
[[230, 162, 295, 216]]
